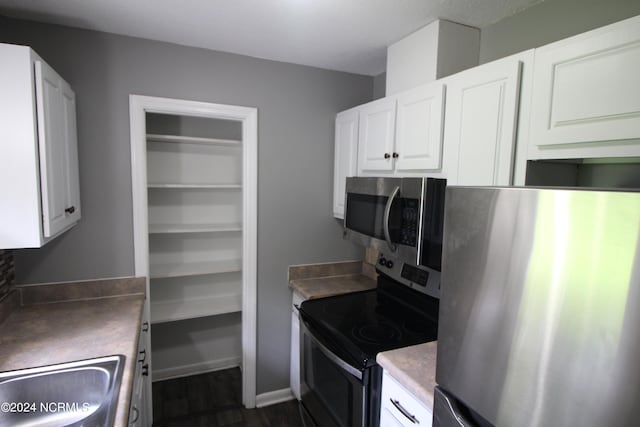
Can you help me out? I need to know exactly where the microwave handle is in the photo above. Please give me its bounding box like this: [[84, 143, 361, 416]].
[[383, 186, 400, 252]]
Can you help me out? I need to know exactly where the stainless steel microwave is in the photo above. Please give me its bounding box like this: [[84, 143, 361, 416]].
[[344, 177, 446, 271]]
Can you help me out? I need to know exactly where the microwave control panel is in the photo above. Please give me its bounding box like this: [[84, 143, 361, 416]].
[[398, 199, 419, 247]]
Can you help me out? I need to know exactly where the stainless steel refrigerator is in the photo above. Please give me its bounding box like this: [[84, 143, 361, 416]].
[[434, 186, 640, 427]]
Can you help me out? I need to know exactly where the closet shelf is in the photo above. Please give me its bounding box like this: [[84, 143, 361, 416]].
[[147, 183, 242, 189], [150, 292, 242, 324], [148, 223, 242, 234], [150, 259, 242, 279], [147, 133, 241, 147]]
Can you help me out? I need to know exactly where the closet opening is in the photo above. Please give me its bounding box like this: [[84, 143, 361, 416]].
[[130, 96, 258, 423]]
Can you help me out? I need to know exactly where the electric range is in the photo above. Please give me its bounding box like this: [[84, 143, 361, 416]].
[[298, 258, 440, 427]]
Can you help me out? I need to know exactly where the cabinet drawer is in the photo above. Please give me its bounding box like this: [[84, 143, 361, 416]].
[[381, 371, 432, 427]]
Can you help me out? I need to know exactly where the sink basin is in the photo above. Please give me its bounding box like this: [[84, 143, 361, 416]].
[[0, 355, 125, 427]]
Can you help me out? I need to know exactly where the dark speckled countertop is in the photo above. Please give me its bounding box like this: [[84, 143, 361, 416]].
[[0, 277, 145, 427]]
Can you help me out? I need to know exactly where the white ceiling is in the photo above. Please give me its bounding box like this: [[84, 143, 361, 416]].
[[0, 0, 543, 76]]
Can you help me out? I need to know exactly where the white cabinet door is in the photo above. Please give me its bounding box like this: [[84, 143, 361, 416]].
[[130, 316, 151, 426], [443, 57, 522, 186], [333, 109, 359, 218], [380, 371, 432, 427], [290, 291, 304, 400], [35, 60, 81, 237], [530, 15, 640, 148], [358, 97, 396, 174], [0, 44, 81, 248], [394, 83, 445, 173], [62, 82, 81, 226], [380, 407, 405, 427]]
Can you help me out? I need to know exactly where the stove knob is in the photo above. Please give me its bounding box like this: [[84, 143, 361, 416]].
[[386, 260, 394, 269], [379, 257, 387, 266]]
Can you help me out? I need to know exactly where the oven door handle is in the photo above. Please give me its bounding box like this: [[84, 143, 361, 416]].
[[383, 186, 400, 252], [302, 318, 363, 381]]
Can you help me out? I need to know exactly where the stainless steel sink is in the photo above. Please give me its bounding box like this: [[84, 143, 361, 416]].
[[0, 355, 125, 427]]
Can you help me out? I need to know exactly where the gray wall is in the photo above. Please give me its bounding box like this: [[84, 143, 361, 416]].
[[480, 0, 640, 63], [146, 113, 243, 140], [0, 16, 370, 394], [372, 72, 386, 100]]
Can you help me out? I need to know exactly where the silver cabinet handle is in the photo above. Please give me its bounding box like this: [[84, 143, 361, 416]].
[[390, 398, 419, 424], [383, 186, 399, 252]]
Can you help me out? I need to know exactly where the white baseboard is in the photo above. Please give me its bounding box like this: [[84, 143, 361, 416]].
[[255, 387, 295, 408], [152, 356, 241, 382]]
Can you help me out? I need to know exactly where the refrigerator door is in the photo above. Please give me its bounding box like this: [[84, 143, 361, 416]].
[[437, 187, 640, 427]]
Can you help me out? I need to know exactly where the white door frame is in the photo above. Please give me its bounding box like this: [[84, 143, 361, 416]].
[[129, 94, 258, 409]]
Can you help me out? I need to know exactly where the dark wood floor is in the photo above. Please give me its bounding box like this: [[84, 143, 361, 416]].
[[152, 368, 304, 427]]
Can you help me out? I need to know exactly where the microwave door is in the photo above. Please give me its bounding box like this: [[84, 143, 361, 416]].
[[344, 190, 404, 253], [344, 177, 424, 263]]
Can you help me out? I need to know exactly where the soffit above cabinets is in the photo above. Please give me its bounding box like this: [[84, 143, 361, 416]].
[[0, 0, 543, 76]]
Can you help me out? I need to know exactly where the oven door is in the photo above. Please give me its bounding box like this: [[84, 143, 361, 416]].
[[300, 318, 366, 427]]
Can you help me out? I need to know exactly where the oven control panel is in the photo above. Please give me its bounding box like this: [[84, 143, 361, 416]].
[[401, 263, 429, 287], [377, 253, 440, 299]]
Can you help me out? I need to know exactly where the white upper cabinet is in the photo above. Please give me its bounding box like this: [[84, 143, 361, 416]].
[[442, 53, 526, 186], [35, 59, 81, 238], [395, 83, 445, 173], [529, 15, 640, 158], [0, 43, 81, 248], [386, 19, 479, 95], [333, 109, 359, 218], [358, 82, 445, 176], [358, 97, 397, 173]]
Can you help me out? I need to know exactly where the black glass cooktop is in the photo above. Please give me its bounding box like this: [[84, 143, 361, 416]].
[[299, 273, 439, 371]]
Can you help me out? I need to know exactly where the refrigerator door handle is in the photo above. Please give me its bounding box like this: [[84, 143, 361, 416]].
[[434, 387, 474, 427]]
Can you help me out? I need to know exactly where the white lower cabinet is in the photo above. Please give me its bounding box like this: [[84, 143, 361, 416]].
[[130, 317, 150, 427], [380, 371, 432, 427], [290, 290, 305, 400]]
